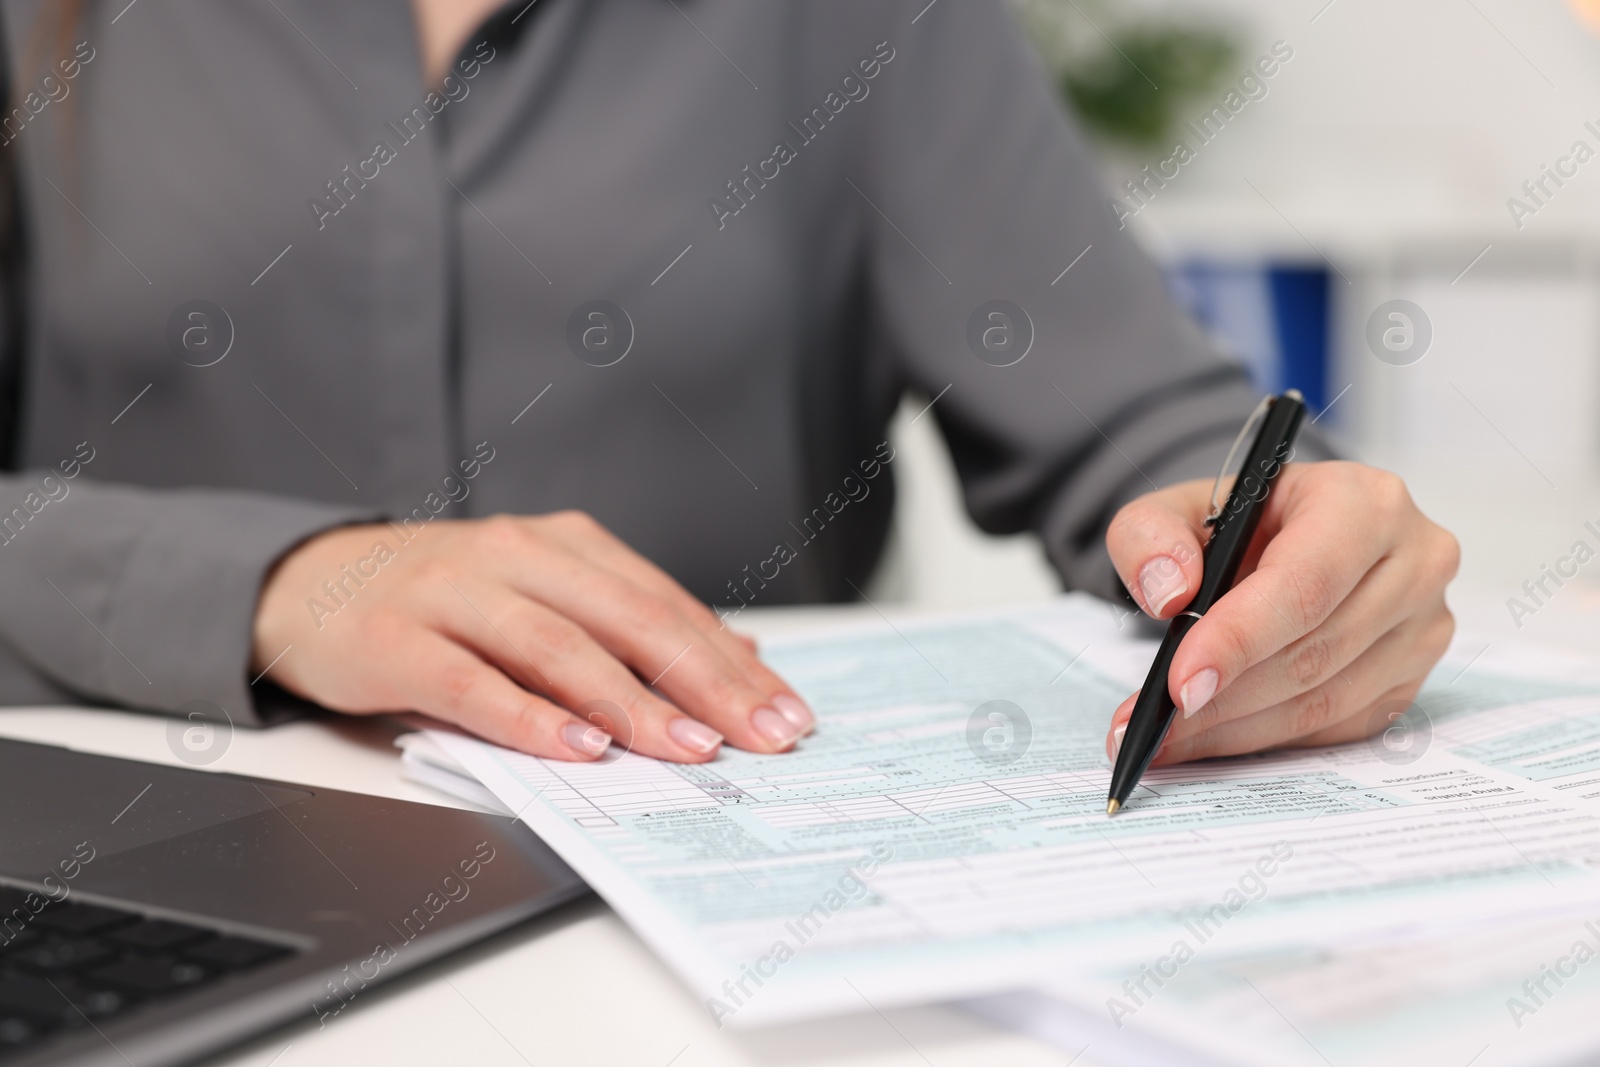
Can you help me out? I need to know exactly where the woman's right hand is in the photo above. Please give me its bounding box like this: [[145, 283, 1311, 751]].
[[249, 511, 815, 762]]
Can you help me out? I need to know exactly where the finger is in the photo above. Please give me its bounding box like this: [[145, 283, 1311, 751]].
[[491, 530, 811, 752], [1153, 609, 1449, 763], [1105, 482, 1210, 618], [528, 514, 805, 721], [434, 579, 729, 763], [1165, 551, 1423, 741], [1292, 680, 1428, 749], [528, 511, 771, 671], [402, 633, 614, 761], [570, 589, 807, 755], [1106, 691, 1137, 761], [1167, 467, 1391, 719], [1158, 673, 1428, 765]]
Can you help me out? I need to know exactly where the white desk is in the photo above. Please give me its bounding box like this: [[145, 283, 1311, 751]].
[[0, 604, 1081, 1067], [7, 586, 1588, 1067]]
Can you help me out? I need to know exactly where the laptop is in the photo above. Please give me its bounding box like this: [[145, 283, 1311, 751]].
[[0, 736, 588, 1066]]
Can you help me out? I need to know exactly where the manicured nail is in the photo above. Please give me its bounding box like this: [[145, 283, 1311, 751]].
[[668, 718, 724, 754], [1139, 555, 1188, 616], [1179, 668, 1219, 718], [563, 722, 611, 757], [1110, 723, 1127, 760], [771, 694, 815, 735], [751, 706, 802, 748]]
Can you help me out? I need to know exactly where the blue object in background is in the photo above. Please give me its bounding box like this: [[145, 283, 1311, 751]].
[[1164, 261, 1329, 414], [1267, 265, 1329, 412]]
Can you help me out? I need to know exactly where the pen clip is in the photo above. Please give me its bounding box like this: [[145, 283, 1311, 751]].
[[1205, 394, 1273, 527]]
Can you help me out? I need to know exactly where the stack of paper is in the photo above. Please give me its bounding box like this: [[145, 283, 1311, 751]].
[[398, 595, 1600, 1063]]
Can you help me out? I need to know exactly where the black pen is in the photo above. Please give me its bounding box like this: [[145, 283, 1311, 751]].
[[1105, 389, 1307, 816]]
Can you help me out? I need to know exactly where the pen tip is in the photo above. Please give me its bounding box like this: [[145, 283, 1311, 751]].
[[1106, 799, 1120, 816]]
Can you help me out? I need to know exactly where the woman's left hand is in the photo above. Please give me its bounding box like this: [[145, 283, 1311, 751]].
[[1102, 460, 1459, 765]]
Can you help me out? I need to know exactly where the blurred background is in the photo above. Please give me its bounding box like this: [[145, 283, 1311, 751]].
[[872, 0, 1600, 644]]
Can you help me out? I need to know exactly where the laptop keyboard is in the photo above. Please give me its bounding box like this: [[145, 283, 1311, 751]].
[[0, 886, 297, 1059]]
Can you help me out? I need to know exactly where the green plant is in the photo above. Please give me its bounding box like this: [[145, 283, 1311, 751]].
[[1016, 1, 1242, 152]]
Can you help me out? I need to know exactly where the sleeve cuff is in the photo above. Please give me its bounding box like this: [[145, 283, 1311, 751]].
[[100, 488, 379, 727]]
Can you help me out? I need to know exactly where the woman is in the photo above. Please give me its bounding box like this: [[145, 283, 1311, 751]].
[[0, 0, 1457, 765]]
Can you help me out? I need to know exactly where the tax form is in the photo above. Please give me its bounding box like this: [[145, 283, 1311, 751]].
[[432, 597, 1600, 1026], [967, 640, 1600, 1067], [973, 910, 1600, 1067]]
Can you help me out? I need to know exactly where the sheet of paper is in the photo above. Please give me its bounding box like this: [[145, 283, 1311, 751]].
[[969, 639, 1600, 1067], [433, 596, 1600, 1026], [972, 909, 1600, 1067], [395, 733, 514, 816]]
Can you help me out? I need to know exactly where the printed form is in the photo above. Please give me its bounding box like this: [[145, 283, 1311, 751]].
[[971, 638, 1600, 1067], [975, 910, 1600, 1067], [433, 597, 1600, 1025]]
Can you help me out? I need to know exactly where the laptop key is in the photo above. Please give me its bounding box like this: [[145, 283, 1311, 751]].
[[12, 939, 114, 973], [31, 903, 136, 937], [0, 974, 79, 1028], [109, 919, 213, 953], [49, 980, 134, 1021], [0, 1016, 39, 1047], [70, 988, 129, 1019], [87, 958, 207, 995], [0, 930, 41, 956], [185, 937, 290, 971], [0, 891, 53, 932]]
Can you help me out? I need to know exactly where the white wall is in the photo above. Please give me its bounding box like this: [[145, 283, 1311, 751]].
[[869, 395, 1062, 607], [1118, 0, 1600, 598], [875, 1, 1600, 607], [1114, 0, 1600, 254]]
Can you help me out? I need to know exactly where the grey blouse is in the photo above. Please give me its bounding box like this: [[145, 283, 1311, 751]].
[[0, 0, 1287, 726]]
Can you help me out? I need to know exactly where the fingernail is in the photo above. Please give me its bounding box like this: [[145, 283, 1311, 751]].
[[772, 694, 815, 735], [563, 722, 611, 757], [752, 706, 802, 748], [1139, 555, 1188, 616], [1179, 668, 1219, 718], [668, 718, 724, 754], [1110, 723, 1127, 760]]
